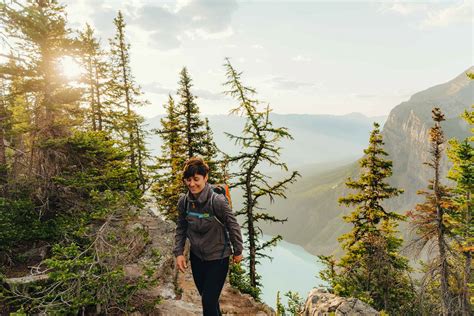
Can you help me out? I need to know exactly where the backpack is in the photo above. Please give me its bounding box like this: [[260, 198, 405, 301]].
[[211, 184, 232, 209]]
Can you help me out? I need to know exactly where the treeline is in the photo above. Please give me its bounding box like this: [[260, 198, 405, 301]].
[[318, 102, 473, 315], [0, 0, 298, 313]]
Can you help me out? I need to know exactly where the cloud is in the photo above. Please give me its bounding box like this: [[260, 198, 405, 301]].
[[379, 0, 472, 29], [134, 0, 238, 50], [179, 0, 238, 33], [379, 1, 427, 16], [64, 0, 238, 50], [193, 88, 226, 101], [292, 55, 312, 62], [420, 0, 472, 28], [267, 77, 317, 90], [142, 82, 175, 95]]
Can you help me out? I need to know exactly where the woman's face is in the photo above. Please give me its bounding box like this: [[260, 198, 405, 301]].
[[184, 173, 208, 196]]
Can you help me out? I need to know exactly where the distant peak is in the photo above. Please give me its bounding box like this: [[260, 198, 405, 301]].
[[343, 112, 367, 119]]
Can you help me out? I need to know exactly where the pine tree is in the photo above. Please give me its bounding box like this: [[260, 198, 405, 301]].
[[176, 67, 207, 158], [319, 122, 415, 314], [152, 69, 223, 220], [447, 105, 474, 315], [78, 23, 108, 131], [152, 95, 186, 221], [407, 107, 457, 315], [107, 10, 149, 191], [223, 58, 299, 297]]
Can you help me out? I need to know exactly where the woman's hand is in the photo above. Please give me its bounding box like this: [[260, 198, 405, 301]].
[[176, 255, 187, 273], [232, 254, 243, 264]]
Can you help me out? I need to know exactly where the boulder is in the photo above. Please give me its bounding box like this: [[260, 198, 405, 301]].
[[302, 288, 379, 316]]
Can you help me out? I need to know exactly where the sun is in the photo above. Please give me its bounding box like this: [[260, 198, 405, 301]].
[[58, 56, 83, 80]]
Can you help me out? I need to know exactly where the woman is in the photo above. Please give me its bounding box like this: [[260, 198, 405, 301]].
[[173, 157, 244, 316]]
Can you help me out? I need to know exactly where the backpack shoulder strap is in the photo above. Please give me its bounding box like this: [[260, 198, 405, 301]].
[[181, 195, 188, 215], [209, 190, 217, 217]]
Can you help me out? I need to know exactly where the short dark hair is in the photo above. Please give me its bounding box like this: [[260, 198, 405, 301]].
[[182, 156, 209, 179]]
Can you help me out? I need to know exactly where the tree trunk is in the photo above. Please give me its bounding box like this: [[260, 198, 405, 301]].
[[0, 84, 7, 189], [94, 63, 103, 131], [462, 191, 472, 315], [434, 143, 450, 316]]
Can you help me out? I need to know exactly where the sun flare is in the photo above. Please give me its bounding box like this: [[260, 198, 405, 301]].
[[58, 56, 83, 80]]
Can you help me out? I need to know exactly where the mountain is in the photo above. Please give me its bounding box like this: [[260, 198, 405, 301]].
[[145, 112, 387, 170], [260, 67, 473, 255]]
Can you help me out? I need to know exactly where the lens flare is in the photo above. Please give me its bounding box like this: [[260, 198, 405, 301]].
[[58, 56, 82, 80]]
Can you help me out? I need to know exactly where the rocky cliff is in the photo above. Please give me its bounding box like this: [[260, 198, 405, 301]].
[[382, 67, 473, 210]]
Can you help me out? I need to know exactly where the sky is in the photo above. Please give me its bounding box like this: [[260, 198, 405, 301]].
[[61, 0, 472, 118]]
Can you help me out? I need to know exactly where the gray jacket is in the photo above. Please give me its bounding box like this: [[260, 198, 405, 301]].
[[173, 183, 244, 261]]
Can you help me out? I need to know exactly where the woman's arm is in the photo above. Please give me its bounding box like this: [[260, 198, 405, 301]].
[[173, 196, 188, 257]]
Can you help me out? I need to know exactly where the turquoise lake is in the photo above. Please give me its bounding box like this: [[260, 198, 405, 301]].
[[257, 235, 326, 309]]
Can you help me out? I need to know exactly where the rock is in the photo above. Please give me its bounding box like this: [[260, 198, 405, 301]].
[[302, 288, 379, 316]]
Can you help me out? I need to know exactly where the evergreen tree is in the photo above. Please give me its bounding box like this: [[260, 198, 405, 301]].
[[152, 95, 186, 221], [152, 68, 224, 221], [176, 67, 208, 158], [78, 23, 108, 131], [223, 58, 299, 297], [107, 10, 149, 192], [447, 105, 474, 315], [319, 122, 415, 314], [407, 107, 457, 315]]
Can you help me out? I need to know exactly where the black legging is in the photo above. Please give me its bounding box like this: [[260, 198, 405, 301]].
[[190, 252, 230, 316]]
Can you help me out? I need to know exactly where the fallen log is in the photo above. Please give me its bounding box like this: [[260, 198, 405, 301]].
[[4, 274, 49, 285]]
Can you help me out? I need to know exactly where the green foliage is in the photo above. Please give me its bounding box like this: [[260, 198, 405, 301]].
[[152, 95, 187, 221], [229, 262, 261, 300], [0, 197, 54, 254], [284, 291, 304, 315], [275, 290, 304, 316], [446, 104, 474, 314], [276, 291, 285, 316], [3, 235, 158, 314]]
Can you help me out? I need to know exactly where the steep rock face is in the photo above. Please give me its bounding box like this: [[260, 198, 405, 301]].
[[261, 67, 473, 256], [302, 288, 379, 316], [382, 67, 473, 210]]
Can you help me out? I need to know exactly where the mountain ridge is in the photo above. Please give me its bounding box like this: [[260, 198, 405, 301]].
[[260, 67, 473, 255]]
